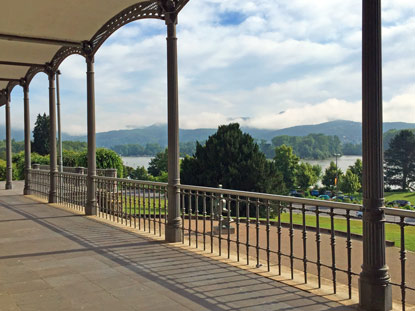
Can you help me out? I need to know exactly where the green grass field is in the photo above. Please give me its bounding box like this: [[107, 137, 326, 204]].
[[385, 191, 415, 205]]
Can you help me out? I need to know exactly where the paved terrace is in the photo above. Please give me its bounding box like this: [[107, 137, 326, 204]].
[[0, 182, 356, 311]]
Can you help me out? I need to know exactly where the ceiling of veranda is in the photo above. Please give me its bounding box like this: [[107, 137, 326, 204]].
[[0, 0, 155, 96]]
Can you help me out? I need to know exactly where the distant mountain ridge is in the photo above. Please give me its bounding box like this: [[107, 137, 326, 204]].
[[2, 120, 414, 147]]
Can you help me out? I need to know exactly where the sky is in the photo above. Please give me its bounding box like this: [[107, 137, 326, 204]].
[[4, 0, 415, 135]]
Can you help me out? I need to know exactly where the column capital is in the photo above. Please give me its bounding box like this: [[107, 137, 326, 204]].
[[45, 64, 56, 79], [159, 0, 178, 25]]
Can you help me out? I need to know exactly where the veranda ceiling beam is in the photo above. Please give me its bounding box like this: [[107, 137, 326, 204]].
[[0, 33, 82, 48], [0, 61, 45, 67]]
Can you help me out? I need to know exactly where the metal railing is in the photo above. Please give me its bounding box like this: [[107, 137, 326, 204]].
[[26, 171, 415, 309], [37, 164, 117, 177], [56, 172, 87, 212], [29, 168, 50, 200], [178, 184, 415, 310], [95, 176, 168, 236]]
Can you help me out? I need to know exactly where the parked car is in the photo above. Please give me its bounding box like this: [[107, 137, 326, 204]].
[[386, 200, 411, 207], [318, 194, 330, 200], [356, 211, 363, 218], [311, 190, 319, 197], [324, 191, 332, 197]]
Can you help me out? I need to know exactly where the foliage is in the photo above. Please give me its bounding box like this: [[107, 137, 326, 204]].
[[273, 145, 299, 192], [12, 152, 49, 180], [78, 148, 123, 178], [62, 150, 79, 167], [296, 162, 320, 190], [148, 149, 168, 177], [342, 142, 362, 155], [322, 161, 343, 190], [123, 165, 150, 181], [62, 141, 87, 152], [181, 123, 282, 193], [0, 140, 25, 160], [32, 113, 50, 155], [339, 169, 361, 194], [271, 133, 342, 160], [384, 130, 415, 191], [348, 159, 362, 186], [383, 128, 415, 151]]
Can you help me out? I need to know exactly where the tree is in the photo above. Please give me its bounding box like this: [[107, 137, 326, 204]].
[[339, 169, 361, 194], [148, 149, 168, 177], [273, 145, 299, 192], [349, 159, 362, 186], [78, 148, 123, 177], [296, 162, 319, 190], [322, 161, 343, 190], [181, 123, 282, 193], [384, 130, 415, 191], [32, 113, 50, 155]]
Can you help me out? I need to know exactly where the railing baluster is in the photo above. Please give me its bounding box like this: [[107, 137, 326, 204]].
[[202, 192, 207, 251], [195, 191, 199, 249], [277, 201, 282, 275], [210, 194, 214, 253], [400, 216, 406, 311], [316, 205, 321, 288], [236, 196, 240, 262], [147, 185, 151, 233], [302, 203, 307, 283], [181, 191, 185, 243], [256, 198, 260, 268], [227, 198, 231, 259], [346, 209, 352, 299], [189, 190, 192, 246], [158, 186, 162, 236], [153, 185, 156, 234], [289, 202, 294, 279], [246, 198, 250, 265], [330, 207, 337, 294], [266, 199, 270, 272]]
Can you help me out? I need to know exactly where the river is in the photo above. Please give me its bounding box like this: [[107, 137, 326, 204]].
[[122, 155, 362, 172]]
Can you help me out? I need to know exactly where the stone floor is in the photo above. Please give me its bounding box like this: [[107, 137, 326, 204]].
[[0, 182, 356, 310]]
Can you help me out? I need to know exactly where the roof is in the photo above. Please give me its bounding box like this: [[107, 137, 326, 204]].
[[0, 0, 188, 98]]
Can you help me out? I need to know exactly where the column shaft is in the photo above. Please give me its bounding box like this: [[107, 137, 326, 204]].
[[5, 93, 12, 189], [358, 0, 392, 310], [48, 73, 57, 203], [23, 85, 31, 195], [165, 20, 181, 242], [86, 56, 97, 215]]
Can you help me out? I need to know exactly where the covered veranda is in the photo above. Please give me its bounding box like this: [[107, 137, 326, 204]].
[[0, 1, 409, 310]]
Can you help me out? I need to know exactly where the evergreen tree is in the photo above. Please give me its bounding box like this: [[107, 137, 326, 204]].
[[384, 130, 415, 191], [181, 123, 282, 193], [322, 161, 343, 190], [148, 149, 168, 177], [32, 113, 50, 155]]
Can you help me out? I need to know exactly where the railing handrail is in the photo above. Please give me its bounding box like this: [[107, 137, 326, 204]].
[[179, 184, 362, 211], [94, 175, 168, 187]]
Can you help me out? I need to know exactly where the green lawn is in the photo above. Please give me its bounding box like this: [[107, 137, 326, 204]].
[[278, 212, 415, 252], [385, 191, 415, 205]]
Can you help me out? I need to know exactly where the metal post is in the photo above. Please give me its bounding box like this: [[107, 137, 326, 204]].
[[164, 2, 181, 242], [5, 91, 12, 190], [85, 54, 97, 215], [358, 0, 392, 310], [23, 83, 31, 194], [48, 70, 58, 203], [56, 70, 63, 173]]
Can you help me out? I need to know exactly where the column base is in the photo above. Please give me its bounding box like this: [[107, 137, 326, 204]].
[[49, 193, 57, 203], [165, 222, 182, 243], [5, 182, 12, 190], [23, 186, 31, 195], [85, 201, 97, 216], [359, 275, 392, 311]]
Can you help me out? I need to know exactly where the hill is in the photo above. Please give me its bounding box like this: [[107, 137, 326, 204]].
[[1, 120, 414, 147]]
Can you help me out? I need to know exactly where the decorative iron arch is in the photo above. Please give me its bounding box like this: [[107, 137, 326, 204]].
[[2, 0, 190, 95]]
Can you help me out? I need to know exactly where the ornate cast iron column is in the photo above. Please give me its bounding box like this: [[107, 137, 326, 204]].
[[21, 80, 31, 195], [359, 0, 392, 310], [5, 91, 12, 190], [84, 42, 97, 216], [162, 0, 181, 242], [47, 67, 58, 203]]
